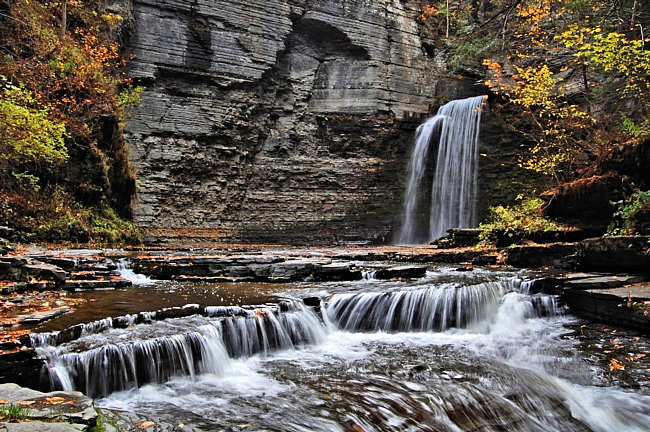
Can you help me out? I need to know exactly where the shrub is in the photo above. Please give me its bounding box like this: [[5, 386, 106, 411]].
[[478, 196, 565, 245], [607, 190, 650, 236]]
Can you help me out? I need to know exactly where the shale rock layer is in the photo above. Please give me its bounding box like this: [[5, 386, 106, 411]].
[[124, 0, 476, 244]]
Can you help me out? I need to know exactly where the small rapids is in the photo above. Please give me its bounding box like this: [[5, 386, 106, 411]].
[[32, 270, 650, 431], [116, 259, 156, 285]]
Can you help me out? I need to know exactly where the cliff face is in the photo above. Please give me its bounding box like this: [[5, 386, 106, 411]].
[[123, 0, 473, 244]]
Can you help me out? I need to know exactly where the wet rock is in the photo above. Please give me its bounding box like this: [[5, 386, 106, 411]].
[[375, 265, 427, 280], [505, 243, 577, 268], [0, 352, 48, 392], [563, 285, 650, 333], [313, 263, 362, 282], [455, 264, 474, 272], [17, 306, 70, 325], [156, 306, 199, 320], [28, 256, 77, 272], [55, 325, 83, 345], [0, 257, 67, 284], [471, 254, 498, 266], [562, 275, 644, 290], [398, 250, 484, 264], [303, 297, 322, 308], [578, 236, 650, 273], [433, 229, 483, 248], [62, 279, 132, 291], [248, 264, 272, 278], [269, 260, 324, 281]]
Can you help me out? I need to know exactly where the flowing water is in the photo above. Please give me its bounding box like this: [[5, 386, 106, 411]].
[[398, 96, 487, 244], [31, 267, 650, 431]]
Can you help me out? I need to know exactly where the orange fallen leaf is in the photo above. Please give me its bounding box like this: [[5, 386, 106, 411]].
[[609, 358, 625, 372], [135, 420, 156, 429], [16, 400, 35, 406], [0, 400, 8, 405]]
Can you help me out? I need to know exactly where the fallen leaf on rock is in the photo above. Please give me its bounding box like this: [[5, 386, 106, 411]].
[[43, 396, 76, 405], [135, 420, 156, 429], [609, 358, 625, 371], [16, 400, 35, 406], [0, 400, 8, 405]]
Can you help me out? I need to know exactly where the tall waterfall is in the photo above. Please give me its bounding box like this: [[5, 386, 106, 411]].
[[397, 95, 486, 244]]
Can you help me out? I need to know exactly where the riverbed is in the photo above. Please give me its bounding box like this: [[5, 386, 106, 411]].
[[26, 265, 650, 432]]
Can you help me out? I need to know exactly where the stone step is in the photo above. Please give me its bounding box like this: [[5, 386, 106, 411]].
[[62, 279, 132, 291], [375, 265, 427, 280], [67, 270, 119, 281], [563, 284, 650, 334]]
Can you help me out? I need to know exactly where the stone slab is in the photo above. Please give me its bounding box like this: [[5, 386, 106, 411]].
[[0, 384, 97, 426], [563, 275, 644, 290], [17, 307, 70, 325], [0, 421, 86, 431]]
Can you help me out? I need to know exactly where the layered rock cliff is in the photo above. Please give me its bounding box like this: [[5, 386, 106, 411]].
[[123, 0, 478, 244]]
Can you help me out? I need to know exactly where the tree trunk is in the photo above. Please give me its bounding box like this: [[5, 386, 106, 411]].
[[60, 0, 67, 38], [471, 0, 479, 23]]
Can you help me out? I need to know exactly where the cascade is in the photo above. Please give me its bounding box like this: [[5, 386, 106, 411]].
[[116, 259, 156, 285], [397, 95, 486, 244], [327, 281, 512, 332], [34, 277, 570, 399], [39, 302, 327, 398]]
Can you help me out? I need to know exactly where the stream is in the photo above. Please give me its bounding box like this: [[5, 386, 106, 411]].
[[30, 266, 650, 431]]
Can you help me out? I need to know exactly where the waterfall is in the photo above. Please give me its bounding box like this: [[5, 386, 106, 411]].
[[325, 281, 507, 332], [34, 280, 566, 398], [39, 302, 327, 398], [397, 115, 446, 244], [398, 95, 487, 244]]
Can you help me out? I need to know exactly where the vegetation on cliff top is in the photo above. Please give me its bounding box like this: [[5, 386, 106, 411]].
[[420, 0, 649, 234], [0, 0, 141, 244]]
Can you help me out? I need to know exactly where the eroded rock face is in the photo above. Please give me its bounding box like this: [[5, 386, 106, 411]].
[[123, 0, 467, 244]]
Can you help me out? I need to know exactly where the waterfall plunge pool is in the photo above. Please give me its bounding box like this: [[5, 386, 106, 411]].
[[30, 267, 650, 432]]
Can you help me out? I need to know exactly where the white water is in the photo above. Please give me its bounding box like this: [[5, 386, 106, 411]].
[[398, 95, 487, 244], [397, 115, 446, 244], [33, 272, 650, 431], [95, 289, 650, 432], [116, 259, 156, 285]]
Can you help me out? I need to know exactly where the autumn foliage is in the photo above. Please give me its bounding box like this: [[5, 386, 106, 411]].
[[0, 0, 142, 243]]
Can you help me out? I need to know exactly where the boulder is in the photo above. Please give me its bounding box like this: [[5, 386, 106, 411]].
[[505, 243, 577, 268], [578, 236, 650, 273]]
